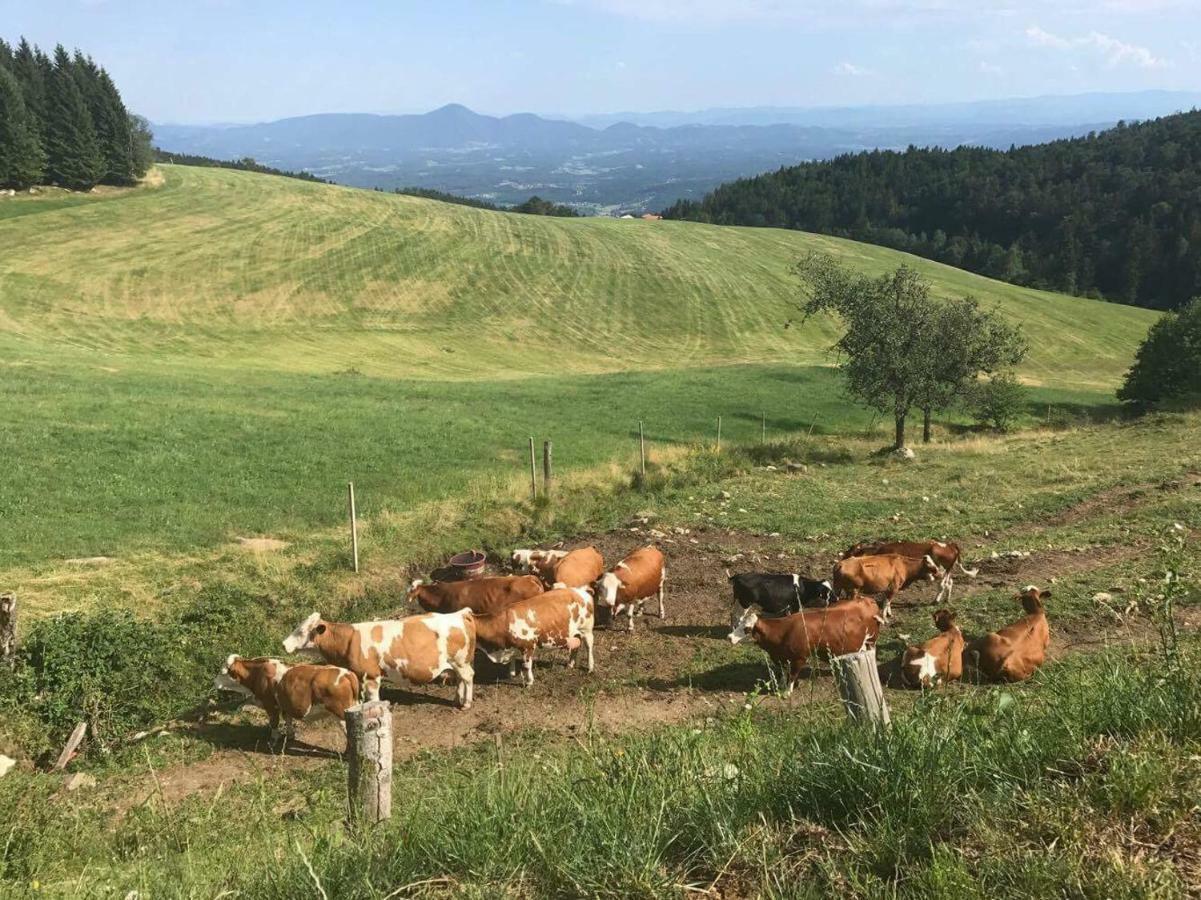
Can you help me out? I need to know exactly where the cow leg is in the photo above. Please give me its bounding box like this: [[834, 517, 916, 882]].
[[507, 658, 518, 680], [657, 571, 666, 619], [626, 603, 636, 633], [453, 662, 475, 709], [364, 677, 382, 702], [522, 652, 535, 687], [583, 625, 595, 673]]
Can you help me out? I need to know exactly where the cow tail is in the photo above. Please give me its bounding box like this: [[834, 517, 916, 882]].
[[462, 609, 477, 660], [956, 559, 979, 578]]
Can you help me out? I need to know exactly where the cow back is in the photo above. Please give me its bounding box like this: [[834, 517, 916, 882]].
[[553, 547, 605, 588]]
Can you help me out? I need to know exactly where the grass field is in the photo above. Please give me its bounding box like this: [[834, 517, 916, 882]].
[[0, 166, 1155, 575]]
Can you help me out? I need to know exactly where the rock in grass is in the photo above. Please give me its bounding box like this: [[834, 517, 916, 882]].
[[64, 772, 96, 791], [0, 755, 15, 779]]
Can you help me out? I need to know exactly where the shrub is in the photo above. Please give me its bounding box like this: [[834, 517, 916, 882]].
[[1119, 297, 1201, 408], [972, 371, 1026, 432]]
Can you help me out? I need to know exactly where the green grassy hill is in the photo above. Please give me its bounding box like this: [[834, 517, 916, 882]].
[[0, 165, 1156, 567]]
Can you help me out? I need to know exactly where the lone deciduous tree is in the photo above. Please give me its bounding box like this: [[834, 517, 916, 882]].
[[797, 254, 1027, 448], [1118, 297, 1201, 407]]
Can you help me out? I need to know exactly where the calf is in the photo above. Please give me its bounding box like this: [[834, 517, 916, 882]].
[[832, 553, 942, 618], [841, 539, 978, 602], [408, 575, 544, 615], [472, 586, 595, 685], [727, 595, 882, 696], [282, 609, 476, 708], [551, 546, 605, 589], [728, 571, 833, 626], [899, 609, 964, 689], [511, 548, 568, 578], [213, 656, 359, 748], [596, 545, 666, 632], [967, 586, 1050, 683]]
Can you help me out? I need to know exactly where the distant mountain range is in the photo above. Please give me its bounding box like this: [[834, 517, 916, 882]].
[[153, 91, 1201, 214]]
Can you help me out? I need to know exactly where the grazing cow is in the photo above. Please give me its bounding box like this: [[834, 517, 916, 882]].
[[841, 539, 978, 602], [728, 571, 833, 625], [727, 595, 882, 695], [472, 586, 595, 685], [551, 546, 605, 589], [967, 586, 1050, 683], [511, 548, 568, 578], [282, 609, 476, 708], [832, 553, 942, 618], [408, 575, 545, 615], [213, 656, 359, 748], [899, 609, 965, 689], [596, 546, 666, 632]]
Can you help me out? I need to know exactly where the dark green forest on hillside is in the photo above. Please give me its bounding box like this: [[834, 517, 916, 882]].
[[0, 37, 152, 190], [664, 110, 1201, 311]]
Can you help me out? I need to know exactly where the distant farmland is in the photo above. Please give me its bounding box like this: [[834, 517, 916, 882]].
[[0, 165, 1155, 567]]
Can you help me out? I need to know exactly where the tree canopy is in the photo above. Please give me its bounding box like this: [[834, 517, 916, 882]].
[[1118, 298, 1201, 407]]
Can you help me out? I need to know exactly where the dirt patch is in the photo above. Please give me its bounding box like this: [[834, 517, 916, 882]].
[[236, 537, 289, 552]]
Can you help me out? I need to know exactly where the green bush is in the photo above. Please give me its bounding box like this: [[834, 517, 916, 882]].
[[1119, 296, 1201, 407], [972, 371, 1026, 432]]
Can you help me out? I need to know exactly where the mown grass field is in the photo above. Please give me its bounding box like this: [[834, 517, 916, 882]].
[[0, 166, 1154, 580]]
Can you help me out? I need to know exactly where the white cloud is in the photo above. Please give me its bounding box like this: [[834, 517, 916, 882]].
[[834, 61, 872, 76], [1025, 24, 1169, 68]]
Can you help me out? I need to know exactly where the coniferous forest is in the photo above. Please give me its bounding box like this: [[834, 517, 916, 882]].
[[664, 110, 1201, 311], [0, 37, 152, 191]]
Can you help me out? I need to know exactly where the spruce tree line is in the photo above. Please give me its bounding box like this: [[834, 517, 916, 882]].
[[664, 110, 1201, 312], [0, 37, 153, 191]]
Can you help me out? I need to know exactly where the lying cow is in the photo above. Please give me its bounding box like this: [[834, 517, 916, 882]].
[[728, 571, 833, 626], [597, 545, 665, 632], [550, 546, 605, 589], [728, 594, 882, 695], [832, 553, 942, 618], [282, 609, 476, 708], [213, 656, 359, 749], [899, 609, 964, 689], [967, 586, 1050, 683], [841, 539, 978, 602], [511, 548, 568, 578], [408, 575, 544, 615], [473, 586, 594, 685]]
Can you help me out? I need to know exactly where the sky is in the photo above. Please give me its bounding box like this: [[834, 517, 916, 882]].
[[3, 0, 1200, 123]]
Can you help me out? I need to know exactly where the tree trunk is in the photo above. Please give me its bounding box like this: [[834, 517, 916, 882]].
[[894, 412, 907, 450], [922, 408, 932, 444]]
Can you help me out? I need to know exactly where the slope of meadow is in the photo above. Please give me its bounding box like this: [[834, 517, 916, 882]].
[[0, 165, 1156, 571]]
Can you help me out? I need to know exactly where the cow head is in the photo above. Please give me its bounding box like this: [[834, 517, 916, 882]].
[[728, 607, 759, 644], [817, 579, 834, 605], [213, 654, 256, 698], [282, 612, 326, 654], [406, 578, 427, 603], [932, 608, 957, 632], [595, 571, 622, 609], [1017, 585, 1050, 613], [511, 549, 535, 571]]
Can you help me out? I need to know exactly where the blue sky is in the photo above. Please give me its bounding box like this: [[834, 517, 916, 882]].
[[3, 0, 1199, 122]]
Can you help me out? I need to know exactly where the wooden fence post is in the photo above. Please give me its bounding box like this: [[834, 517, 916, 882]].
[[0, 593, 16, 669], [528, 437, 538, 501], [830, 647, 890, 727], [716, 416, 722, 451], [346, 700, 392, 827], [543, 440, 553, 499], [347, 482, 360, 573], [52, 721, 88, 771], [639, 420, 646, 477]]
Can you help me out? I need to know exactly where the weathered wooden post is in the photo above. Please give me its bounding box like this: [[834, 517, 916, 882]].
[[52, 721, 88, 771], [345, 700, 392, 827], [716, 416, 722, 451], [830, 647, 890, 727], [0, 593, 16, 669], [528, 437, 538, 501], [543, 440, 553, 499], [347, 482, 360, 573], [638, 420, 646, 477]]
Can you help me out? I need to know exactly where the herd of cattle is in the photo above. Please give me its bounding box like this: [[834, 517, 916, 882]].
[[214, 539, 1051, 747]]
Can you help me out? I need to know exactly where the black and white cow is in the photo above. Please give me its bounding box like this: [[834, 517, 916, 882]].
[[728, 572, 834, 625]]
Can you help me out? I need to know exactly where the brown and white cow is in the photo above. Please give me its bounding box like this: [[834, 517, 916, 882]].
[[899, 609, 965, 689], [282, 609, 476, 708], [596, 545, 665, 632], [841, 539, 978, 602], [408, 575, 545, 615], [727, 594, 882, 695], [550, 546, 605, 589], [832, 552, 942, 618], [472, 586, 595, 685], [213, 656, 360, 747], [967, 586, 1050, 683], [511, 548, 568, 579]]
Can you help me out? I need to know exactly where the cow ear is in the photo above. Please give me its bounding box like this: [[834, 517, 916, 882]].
[[314, 623, 327, 635], [1039, 590, 1051, 600]]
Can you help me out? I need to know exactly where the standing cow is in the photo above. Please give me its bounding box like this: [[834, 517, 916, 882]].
[[596, 546, 665, 632], [408, 575, 544, 615], [472, 586, 595, 685], [551, 546, 605, 589], [832, 553, 942, 619], [728, 571, 833, 626], [282, 609, 476, 708], [841, 539, 978, 602]]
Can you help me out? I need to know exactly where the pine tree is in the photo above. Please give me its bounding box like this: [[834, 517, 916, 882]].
[[44, 45, 103, 190], [10, 40, 49, 147], [72, 52, 135, 184], [0, 64, 46, 187]]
